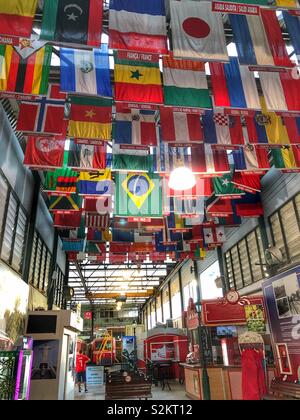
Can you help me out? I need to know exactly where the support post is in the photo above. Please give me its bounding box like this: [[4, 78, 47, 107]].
[[217, 247, 229, 293], [178, 267, 184, 314], [193, 260, 211, 401], [47, 230, 59, 310], [168, 281, 173, 320]]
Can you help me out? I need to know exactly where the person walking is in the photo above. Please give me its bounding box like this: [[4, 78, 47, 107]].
[[76, 350, 90, 393]]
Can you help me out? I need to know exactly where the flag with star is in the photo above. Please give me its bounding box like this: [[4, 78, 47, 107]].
[[68, 96, 112, 140], [40, 0, 103, 47], [114, 51, 163, 104], [213, 171, 244, 198], [115, 172, 162, 217]]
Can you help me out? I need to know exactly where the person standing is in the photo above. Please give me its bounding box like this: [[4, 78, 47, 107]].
[[76, 350, 90, 393]]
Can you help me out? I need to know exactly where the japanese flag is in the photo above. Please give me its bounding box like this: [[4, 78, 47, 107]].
[[170, 0, 229, 62]]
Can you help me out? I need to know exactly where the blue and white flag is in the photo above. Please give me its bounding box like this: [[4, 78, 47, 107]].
[[60, 44, 112, 97]]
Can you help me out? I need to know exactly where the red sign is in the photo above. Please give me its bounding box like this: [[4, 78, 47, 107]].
[[202, 296, 265, 326], [248, 66, 288, 73], [187, 298, 200, 329], [212, 1, 260, 15], [169, 106, 205, 115], [115, 102, 158, 111], [117, 50, 159, 63], [84, 311, 92, 320], [0, 35, 20, 45], [224, 108, 255, 117], [0, 92, 43, 101], [75, 138, 104, 146], [289, 10, 300, 16]]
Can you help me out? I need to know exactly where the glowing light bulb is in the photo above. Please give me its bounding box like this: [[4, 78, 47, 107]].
[[168, 167, 196, 191]]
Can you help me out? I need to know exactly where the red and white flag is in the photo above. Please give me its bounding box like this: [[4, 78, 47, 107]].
[[203, 226, 226, 245], [24, 136, 65, 169], [160, 107, 203, 144], [191, 144, 230, 175], [85, 214, 110, 229]]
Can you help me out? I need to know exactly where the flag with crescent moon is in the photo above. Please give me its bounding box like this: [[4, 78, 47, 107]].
[[40, 0, 103, 47]]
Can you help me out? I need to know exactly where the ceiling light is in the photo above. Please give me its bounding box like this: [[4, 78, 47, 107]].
[[168, 167, 196, 191]]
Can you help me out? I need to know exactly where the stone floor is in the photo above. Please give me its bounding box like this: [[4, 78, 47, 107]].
[[74, 380, 190, 401]]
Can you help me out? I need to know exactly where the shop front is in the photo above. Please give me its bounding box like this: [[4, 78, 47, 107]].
[[181, 296, 276, 400]]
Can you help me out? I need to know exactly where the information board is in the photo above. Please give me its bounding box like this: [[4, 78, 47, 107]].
[[86, 366, 104, 386]]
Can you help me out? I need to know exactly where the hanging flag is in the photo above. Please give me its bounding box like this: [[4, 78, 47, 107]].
[[244, 97, 290, 145], [269, 145, 300, 171], [160, 107, 203, 144], [206, 196, 234, 217], [283, 11, 300, 57], [68, 96, 112, 140], [0, 0, 38, 38], [172, 197, 205, 217], [115, 172, 162, 218], [203, 226, 226, 245], [24, 136, 65, 169], [191, 144, 230, 175], [229, 11, 292, 68], [114, 109, 158, 146], [232, 172, 261, 194], [232, 146, 270, 172], [14, 35, 47, 60], [213, 172, 244, 198], [53, 212, 82, 228], [163, 176, 212, 198], [203, 111, 245, 146], [40, 0, 103, 47], [59, 220, 86, 240], [85, 213, 110, 229], [162, 54, 211, 108], [112, 145, 154, 172], [49, 194, 83, 212], [259, 69, 300, 112], [112, 229, 153, 244], [210, 58, 260, 109], [112, 218, 164, 231], [43, 151, 78, 193], [62, 240, 84, 252], [114, 51, 163, 104], [77, 170, 113, 196], [87, 228, 111, 242], [84, 197, 113, 214], [16, 84, 67, 135], [67, 141, 107, 171], [60, 45, 112, 97], [170, 0, 228, 61], [85, 242, 106, 255], [109, 0, 168, 54], [0, 44, 52, 95], [283, 115, 300, 145], [233, 193, 263, 217], [154, 143, 191, 173]]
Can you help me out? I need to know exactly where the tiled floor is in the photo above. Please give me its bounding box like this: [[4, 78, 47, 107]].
[[74, 380, 190, 401]]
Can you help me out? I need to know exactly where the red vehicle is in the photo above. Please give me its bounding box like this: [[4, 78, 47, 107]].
[[90, 336, 116, 366]]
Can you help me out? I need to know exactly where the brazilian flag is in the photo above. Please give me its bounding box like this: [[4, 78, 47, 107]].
[[115, 172, 162, 218]]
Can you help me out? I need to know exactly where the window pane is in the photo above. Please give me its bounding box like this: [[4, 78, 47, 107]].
[[0, 176, 8, 235], [238, 240, 252, 286], [39, 244, 46, 292], [1, 194, 17, 264], [247, 230, 263, 281], [280, 201, 300, 263], [231, 246, 243, 289], [270, 213, 286, 260], [44, 250, 51, 294], [34, 238, 42, 289], [29, 232, 38, 285], [225, 252, 235, 289], [11, 207, 27, 272]]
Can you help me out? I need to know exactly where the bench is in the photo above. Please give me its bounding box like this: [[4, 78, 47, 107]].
[[105, 371, 152, 400], [263, 378, 300, 400]]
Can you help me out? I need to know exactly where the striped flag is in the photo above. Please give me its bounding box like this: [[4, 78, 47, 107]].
[[233, 193, 264, 218], [210, 58, 260, 109], [87, 228, 111, 242], [191, 144, 230, 175], [60, 45, 112, 97], [85, 214, 110, 229], [0, 0, 38, 37], [68, 96, 112, 140], [67, 141, 107, 171], [244, 97, 290, 145], [203, 111, 245, 146], [270, 145, 300, 171], [283, 11, 300, 57], [0, 44, 52, 95], [232, 146, 270, 172], [109, 0, 168, 54], [77, 170, 113, 196], [230, 11, 292, 67], [84, 197, 113, 214], [112, 145, 154, 172], [44, 152, 78, 194], [114, 52, 163, 104], [53, 212, 82, 228], [154, 143, 191, 173], [160, 107, 203, 144], [16, 84, 67, 135], [283, 116, 300, 145], [41, 0, 103, 47], [114, 109, 158, 146], [259, 69, 300, 112], [170, 0, 228, 62], [162, 55, 211, 108]]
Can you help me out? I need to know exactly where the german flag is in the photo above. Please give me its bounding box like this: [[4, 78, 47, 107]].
[[114, 52, 163, 104], [0, 44, 52, 95], [0, 0, 38, 37]]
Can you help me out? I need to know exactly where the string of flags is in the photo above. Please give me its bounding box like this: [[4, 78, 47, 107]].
[[1, 0, 300, 264]]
